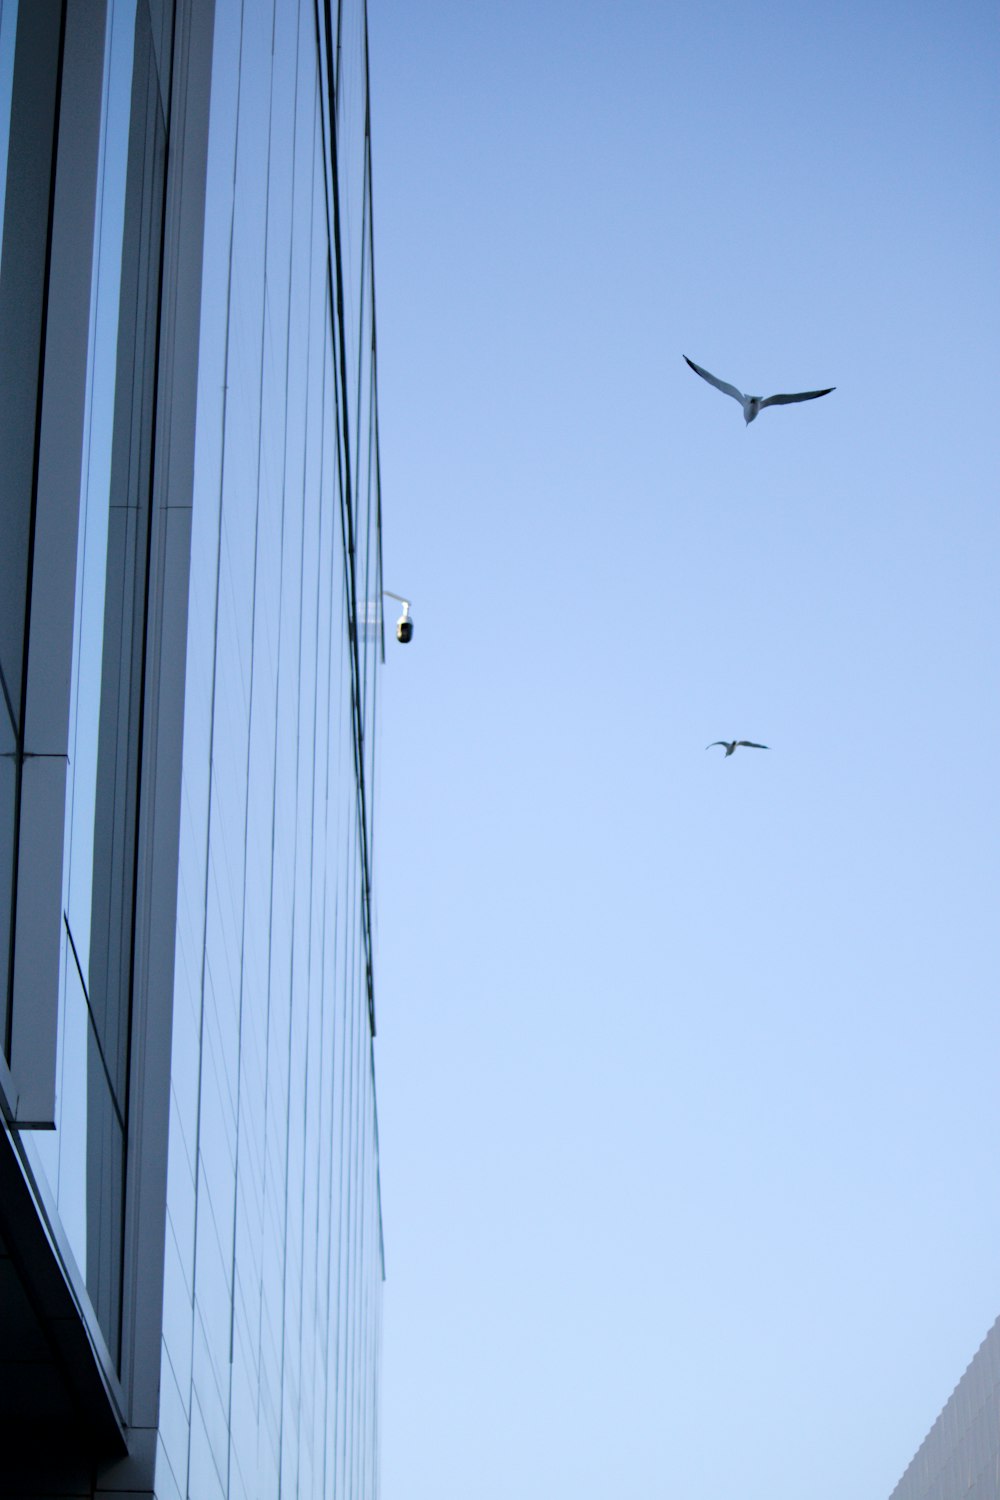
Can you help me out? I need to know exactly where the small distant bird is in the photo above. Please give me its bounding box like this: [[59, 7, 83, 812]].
[[706, 740, 769, 757], [684, 355, 834, 425]]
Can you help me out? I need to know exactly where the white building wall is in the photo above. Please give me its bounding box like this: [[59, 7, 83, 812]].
[[890, 1316, 1000, 1500]]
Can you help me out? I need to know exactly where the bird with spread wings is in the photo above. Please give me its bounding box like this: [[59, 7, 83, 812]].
[[706, 740, 769, 757], [684, 355, 834, 425]]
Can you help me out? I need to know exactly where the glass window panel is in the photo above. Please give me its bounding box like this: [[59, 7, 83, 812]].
[[64, 0, 138, 973], [0, 0, 17, 288], [54, 939, 91, 1257], [54, 0, 169, 1364], [86, 1032, 125, 1353], [88, 0, 166, 1111], [0, 701, 13, 1050], [0, 3, 57, 726], [0, 2, 65, 1061]]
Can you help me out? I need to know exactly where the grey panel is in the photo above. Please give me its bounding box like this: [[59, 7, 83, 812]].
[[890, 1315, 1000, 1500]]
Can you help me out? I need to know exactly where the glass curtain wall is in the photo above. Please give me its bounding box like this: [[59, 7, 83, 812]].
[[0, 1, 17, 252], [0, 0, 385, 1475], [0, 0, 19, 1058], [26, 0, 175, 1366], [0, 0, 63, 1078], [156, 0, 384, 1495]]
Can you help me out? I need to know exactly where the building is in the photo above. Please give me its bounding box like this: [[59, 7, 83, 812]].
[[889, 1317, 1000, 1500], [0, 0, 386, 1494]]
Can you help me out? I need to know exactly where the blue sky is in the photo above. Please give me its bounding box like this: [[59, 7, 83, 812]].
[[367, 3, 999, 1496]]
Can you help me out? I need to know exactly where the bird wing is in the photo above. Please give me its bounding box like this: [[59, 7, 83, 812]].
[[759, 387, 835, 408], [736, 741, 768, 749], [684, 357, 745, 404], [705, 742, 729, 751]]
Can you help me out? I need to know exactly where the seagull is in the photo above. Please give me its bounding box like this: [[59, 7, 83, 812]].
[[706, 740, 769, 757], [684, 356, 834, 425]]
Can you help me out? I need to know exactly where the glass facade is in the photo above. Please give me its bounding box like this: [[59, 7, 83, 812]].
[[156, 3, 384, 1495], [0, 0, 66, 1074], [0, 0, 385, 1493], [0, 0, 18, 1027], [48, 0, 174, 1362], [889, 1316, 1000, 1500]]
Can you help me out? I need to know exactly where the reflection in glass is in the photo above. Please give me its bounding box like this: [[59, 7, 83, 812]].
[[86, 1022, 125, 1351], [163, 2, 384, 1480], [55, 0, 169, 1364], [0, 701, 13, 1051], [88, 0, 167, 1128], [64, 0, 137, 976], [0, 0, 18, 289]]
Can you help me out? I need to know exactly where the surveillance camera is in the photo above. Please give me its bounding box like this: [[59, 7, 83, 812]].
[[383, 591, 413, 646]]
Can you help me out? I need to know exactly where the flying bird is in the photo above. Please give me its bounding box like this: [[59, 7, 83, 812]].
[[684, 356, 834, 424], [706, 740, 769, 757]]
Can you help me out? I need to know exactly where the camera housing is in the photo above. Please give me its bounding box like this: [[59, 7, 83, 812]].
[[383, 592, 413, 646]]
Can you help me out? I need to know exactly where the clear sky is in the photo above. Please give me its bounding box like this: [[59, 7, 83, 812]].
[[366, 2, 1000, 1496]]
